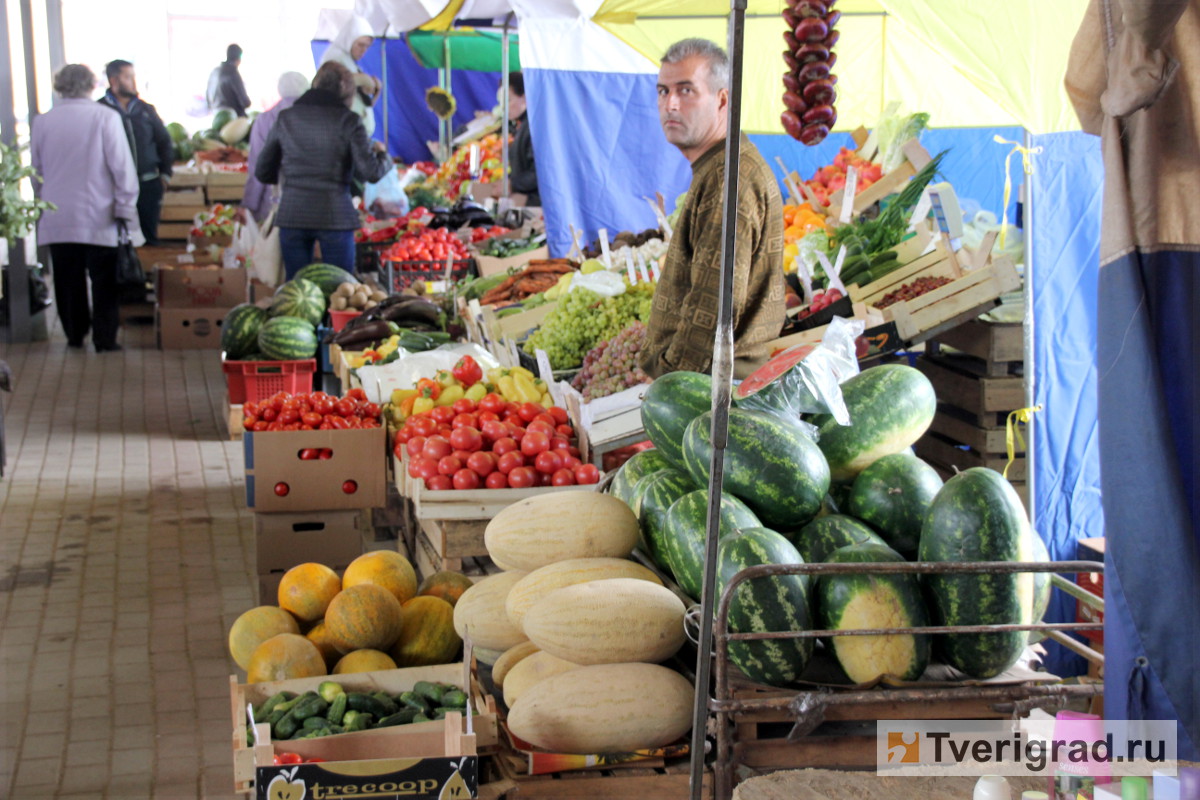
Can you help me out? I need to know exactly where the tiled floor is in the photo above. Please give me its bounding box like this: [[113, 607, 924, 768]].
[[1, 310, 256, 799]]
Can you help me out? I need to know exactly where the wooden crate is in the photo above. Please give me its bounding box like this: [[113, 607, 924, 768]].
[[158, 222, 192, 241], [881, 257, 1022, 343], [489, 751, 709, 799], [225, 402, 244, 441], [412, 526, 501, 581], [405, 477, 599, 522], [765, 302, 885, 354], [916, 354, 1024, 419], [160, 205, 205, 222], [848, 239, 959, 305], [828, 138, 934, 217], [414, 518, 489, 574], [162, 187, 205, 205], [914, 433, 1027, 482], [929, 319, 1024, 369]]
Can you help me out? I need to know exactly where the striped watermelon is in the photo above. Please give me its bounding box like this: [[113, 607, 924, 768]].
[[818, 542, 931, 683], [1028, 532, 1051, 644], [609, 450, 675, 506], [793, 515, 887, 564], [717, 527, 813, 687], [662, 490, 760, 600], [295, 263, 358, 300], [681, 408, 829, 529], [269, 278, 326, 327], [221, 303, 268, 360], [809, 364, 937, 481], [640, 371, 712, 469], [635, 470, 699, 569], [848, 452, 944, 558], [918, 468, 1036, 679], [258, 316, 319, 360], [628, 466, 688, 519]]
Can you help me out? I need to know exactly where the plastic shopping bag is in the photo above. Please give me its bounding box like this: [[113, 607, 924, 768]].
[[363, 167, 409, 219]]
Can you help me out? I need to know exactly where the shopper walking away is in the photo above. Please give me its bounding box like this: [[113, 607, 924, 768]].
[[506, 72, 540, 208], [99, 59, 174, 245], [638, 38, 785, 380], [318, 15, 381, 138], [32, 64, 144, 352], [243, 71, 309, 223], [255, 62, 390, 278], [207, 44, 251, 117]]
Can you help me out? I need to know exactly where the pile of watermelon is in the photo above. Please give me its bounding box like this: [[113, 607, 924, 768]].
[[222, 264, 358, 361], [609, 364, 1049, 688]]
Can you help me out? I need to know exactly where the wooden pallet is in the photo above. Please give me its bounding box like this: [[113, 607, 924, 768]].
[[928, 319, 1024, 372], [882, 257, 1021, 343], [225, 402, 244, 440], [916, 354, 1024, 421], [487, 751, 709, 799], [412, 520, 500, 577]]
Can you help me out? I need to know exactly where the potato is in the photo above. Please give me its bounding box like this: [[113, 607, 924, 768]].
[[331, 296, 348, 311], [369, 290, 388, 303], [335, 282, 357, 298]]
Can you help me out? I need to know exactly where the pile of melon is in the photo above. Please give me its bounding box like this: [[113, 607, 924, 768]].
[[452, 491, 695, 755], [228, 550, 475, 682]]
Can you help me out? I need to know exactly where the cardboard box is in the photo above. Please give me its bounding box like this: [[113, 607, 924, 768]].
[[249, 278, 276, 304], [244, 427, 386, 512], [155, 266, 247, 308], [474, 244, 550, 278], [156, 307, 230, 349], [254, 509, 365, 573], [158, 222, 192, 240], [162, 187, 205, 205], [160, 205, 206, 222]]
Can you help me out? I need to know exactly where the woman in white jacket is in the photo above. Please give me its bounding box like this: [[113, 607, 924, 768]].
[[319, 14, 381, 138], [31, 64, 144, 352]]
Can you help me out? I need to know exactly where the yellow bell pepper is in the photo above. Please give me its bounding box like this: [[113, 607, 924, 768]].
[[533, 378, 548, 393], [435, 369, 458, 389], [486, 367, 511, 386], [413, 396, 435, 416], [390, 388, 418, 406], [497, 375, 518, 401], [435, 384, 464, 407], [510, 366, 535, 381], [539, 392, 554, 408], [464, 382, 487, 402], [512, 373, 542, 404]]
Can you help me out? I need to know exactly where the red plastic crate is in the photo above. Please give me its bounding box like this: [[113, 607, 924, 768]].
[[383, 258, 476, 292], [328, 309, 362, 332], [223, 359, 316, 405]]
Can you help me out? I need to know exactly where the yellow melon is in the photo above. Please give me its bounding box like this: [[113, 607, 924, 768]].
[[324, 583, 404, 653], [505, 558, 663, 630], [452, 571, 528, 652], [246, 633, 327, 683], [390, 596, 461, 667], [492, 641, 541, 690], [332, 649, 398, 674], [342, 550, 418, 606], [417, 570, 475, 607], [304, 620, 341, 670], [228, 605, 300, 671], [502, 651, 581, 708], [484, 493, 639, 571], [277, 563, 341, 623]]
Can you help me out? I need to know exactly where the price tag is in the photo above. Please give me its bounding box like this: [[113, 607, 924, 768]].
[[795, 258, 814, 304], [773, 156, 804, 206], [798, 179, 826, 211], [636, 252, 654, 283], [598, 228, 614, 271], [927, 182, 964, 238], [444, 251, 455, 283], [568, 224, 583, 260], [461, 637, 474, 735], [907, 189, 932, 231], [535, 348, 564, 407], [825, 245, 848, 295], [644, 196, 671, 237], [247, 704, 260, 745], [838, 165, 858, 224]]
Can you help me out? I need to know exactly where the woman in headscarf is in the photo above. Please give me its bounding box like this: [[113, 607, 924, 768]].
[[243, 71, 310, 222], [319, 14, 381, 138]]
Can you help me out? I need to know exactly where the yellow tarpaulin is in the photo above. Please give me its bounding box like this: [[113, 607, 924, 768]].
[[592, 0, 1086, 134]]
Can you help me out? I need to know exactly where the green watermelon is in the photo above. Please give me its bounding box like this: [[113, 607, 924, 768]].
[[640, 371, 712, 469], [269, 278, 326, 327], [663, 490, 761, 600], [221, 303, 268, 360], [1028, 533, 1052, 644], [636, 470, 699, 570], [818, 542, 931, 683], [239, 352, 268, 361], [258, 316, 319, 360], [918, 468, 1036, 679], [718, 527, 814, 686], [609, 450, 675, 506], [627, 466, 685, 518], [848, 452, 944, 558], [809, 364, 936, 481], [211, 109, 235, 132], [681, 408, 829, 530], [295, 263, 359, 300], [793, 515, 887, 564]]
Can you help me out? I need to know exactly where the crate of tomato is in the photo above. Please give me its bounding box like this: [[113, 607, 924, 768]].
[[381, 226, 475, 292]]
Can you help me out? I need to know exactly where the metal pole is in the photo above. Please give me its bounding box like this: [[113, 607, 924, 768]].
[[20, 0, 39, 122], [4, 1, 36, 343], [690, 3, 747, 799], [1022, 127, 1036, 532], [45, 0, 66, 71], [441, 37, 452, 162], [380, 31, 389, 153], [500, 17, 511, 198]]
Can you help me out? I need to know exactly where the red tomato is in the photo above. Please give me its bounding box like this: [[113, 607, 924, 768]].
[[274, 482, 289, 496], [315, 397, 335, 415], [452, 449, 473, 463], [407, 436, 428, 458], [526, 421, 556, 437], [561, 454, 582, 471], [477, 411, 500, 424], [492, 437, 518, 456], [299, 448, 320, 460], [479, 393, 506, 414], [302, 412, 323, 427], [342, 480, 358, 494], [551, 468, 576, 486], [437, 456, 463, 476], [319, 448, 334, 460], [575, 463, 601, 484], [485, 471, 509, 489], [452, 398, 477, 415], [335, 399, 356, 417], [346, 388, 367, 402], [411, 457, 440, 480], [279, 409, 300, 424], [449, 427, 483, 452], [410, 416, 437, 437], [481, 420, 508, 443], [507, 466, 536, 488], [549, 406, 569, 425], [431, 406, 456, 424], [537, 470, 553, 486], [243, 415, 258, 429], [244, 401, 260, 417], [467, 451, 496, 477], [261, 407, 279, 422], [426, 474, 453, 491], [567, 446, 582, 458], [361, 402, 381, 419], [556, 424, 575, 437], [422, 436, 453, 461], [518, 403, 543, 423], [521, 431, 550, 457], [507, 424, 526, 443], [452, 413, 478, 430], [534, 450, 563, 474], [452, 469, 480, 490], [267, 422, 284, 431], [533, 413, 556, 428], [496, 451, 525, 475], [549, 436, 571, 452]]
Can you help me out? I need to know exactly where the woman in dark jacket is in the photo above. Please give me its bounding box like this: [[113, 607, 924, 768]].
[[255, 61, 390, 278]]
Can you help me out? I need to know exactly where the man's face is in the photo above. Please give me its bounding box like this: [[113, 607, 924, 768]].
[[351, 36, 373, 61], [111, 66, 137, 98], [507, 86, 526, 120], [657, 55, 727, 152]]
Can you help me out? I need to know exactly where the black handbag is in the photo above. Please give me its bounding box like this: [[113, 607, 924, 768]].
[[116, 220, 145, 288]]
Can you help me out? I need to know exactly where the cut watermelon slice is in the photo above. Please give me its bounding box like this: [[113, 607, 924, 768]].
[[735, 344, 817, 400]]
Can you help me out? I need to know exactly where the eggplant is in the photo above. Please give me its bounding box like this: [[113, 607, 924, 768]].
[[823, 29, 840, 47], [782, 7, 800, 29], [803, 104, 836, 126], [783, 50, 800, 73], [798, 61, 831, 83], [783, 73, 802, 95], [781, 110, 805, 141], [783, 91, 809, 116], [799, 123, 830, 146], [797, 43, 830, 64], [795, 0, 827, 18], [803, 78, 836, 106], [382, 300, 442, 328], [827, 52, 837, 69], [825, 10, 842, 27], [784, 31, 800, 51], [795, 17, 828, 43], [332, 319, 396, 347]]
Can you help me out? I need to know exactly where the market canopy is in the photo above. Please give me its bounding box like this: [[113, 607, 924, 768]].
[[407, 29, 520, 71]]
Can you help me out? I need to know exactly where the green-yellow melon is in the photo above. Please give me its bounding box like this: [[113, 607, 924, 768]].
[[342, 550, 418, 605], [417, 570, 476, 607], [484, 493, 639, 571], [228, 605, 300, 671], [390, 596, 461, 667], [324, 583, 404, 653], [491, 641, 541, 690], [246, 633, 327, 683], [505, 557, 663, 630], [304, 620, 341, 670], [332, 649, 398, 674], [452, 571, 529, 652], [502, 651, 581, 708], [277, 563, 342, 623]]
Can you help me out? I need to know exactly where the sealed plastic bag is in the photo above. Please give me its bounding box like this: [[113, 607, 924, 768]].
[[733, 316, 864, 425], [569, 270, 627, 297]]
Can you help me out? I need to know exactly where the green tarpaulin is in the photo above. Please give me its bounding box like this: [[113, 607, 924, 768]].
[[407, 29, 521, 72]]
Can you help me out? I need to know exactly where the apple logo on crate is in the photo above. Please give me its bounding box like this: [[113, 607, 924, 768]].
[[182, 317, 222, 337], [267, 768, 306, 800]]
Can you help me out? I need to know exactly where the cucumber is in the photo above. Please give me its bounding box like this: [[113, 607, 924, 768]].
[[398, 691, 430, 714], [326, 693, 347, 726], [254, 692, 291, 723], [342, 710, 372, 732], [370, 691, 399, 715], [440, 689, 467, 708], [376, 708, 418, 728], [290, 694, 329, 721], [274, 710, 300, 740], [413, 681, 446, 705], [317, 680, 345, 703], [302, 716, 332, 732], [346, 692, 391, 717]]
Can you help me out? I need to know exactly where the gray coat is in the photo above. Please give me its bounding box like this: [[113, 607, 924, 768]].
[[255, 88, 390, 231]]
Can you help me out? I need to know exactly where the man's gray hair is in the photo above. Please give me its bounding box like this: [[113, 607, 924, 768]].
[[53, 64, 96, 99], [662, 38, 730, 91]]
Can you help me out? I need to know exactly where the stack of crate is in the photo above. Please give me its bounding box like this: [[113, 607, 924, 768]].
[[159, 169, 207, 240], [913, 319, 1028, 506], [206, 169, 248, 204]]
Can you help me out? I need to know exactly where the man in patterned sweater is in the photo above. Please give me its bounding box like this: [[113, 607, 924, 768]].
[[639, 38, 786, 380]]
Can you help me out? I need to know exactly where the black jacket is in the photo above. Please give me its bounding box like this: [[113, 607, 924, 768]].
[[510, 112, 540, 206], [209, 62, 251, 117], [255, 88, 391, 231], [99, 91, 174, 181]]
